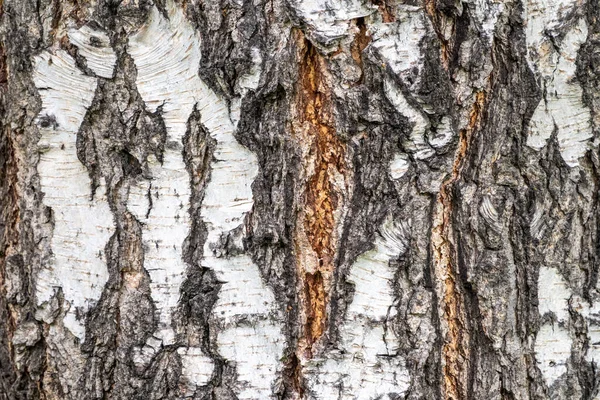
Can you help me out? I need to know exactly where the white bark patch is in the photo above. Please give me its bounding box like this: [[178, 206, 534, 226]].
[[33, 50, 114, 342], [68, 26, 117, 78], [216, 320, 284, 399], [427, 116, 454, 149], [290, 0, 373, 46], [176, 347, 216, 396], [237, 47, 263, 95], [535, 324, 572, 385], [524, 0, 580, 65], [370, 6, 428, 81], [537, 266, 571, 322], [470, 0, 504, 45], [479, 195, 500, 231], [376, 8, 454, 160], [305, 217, 411, 399], [127, 2, 213, 386], [576, 301, 600, 365], [199, 52, 284, 400], [384, 78, 434, 160], [535, 267, 572, 385], [389, 153, 409, 180], [127, 2, 284, 395], [525, 1, 592, 166]]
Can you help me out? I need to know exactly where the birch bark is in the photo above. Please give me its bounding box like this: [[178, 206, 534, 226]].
[[1, 0, 600, 399]]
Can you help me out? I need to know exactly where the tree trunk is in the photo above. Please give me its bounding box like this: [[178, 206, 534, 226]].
[[1, 0, 599, 399]]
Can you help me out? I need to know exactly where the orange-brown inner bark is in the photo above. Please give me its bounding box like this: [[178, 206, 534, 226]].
[[295, 37, 346, 356]]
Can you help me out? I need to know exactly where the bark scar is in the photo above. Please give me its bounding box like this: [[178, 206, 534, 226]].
[[294, 36, 347, 359]]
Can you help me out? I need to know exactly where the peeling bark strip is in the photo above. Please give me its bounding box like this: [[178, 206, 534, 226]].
[[433, 91, 486, 400], [294, 37, 347, 357]]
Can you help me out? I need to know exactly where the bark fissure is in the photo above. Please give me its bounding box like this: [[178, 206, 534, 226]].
[[433, 91, 486, 400], [350, 17, 370, 83], [295, 38, 347, 357], [424, 0, 456, 68]]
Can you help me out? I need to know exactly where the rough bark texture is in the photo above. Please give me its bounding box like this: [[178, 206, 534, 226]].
[[1, 0, 600, 399]]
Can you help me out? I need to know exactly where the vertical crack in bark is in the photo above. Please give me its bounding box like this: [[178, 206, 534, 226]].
[[295, 38, 347, 359], [433, 91, 486, 400], [350, 17, 370, 83], [423, 0, 458, 68], [303, 270, 325, 348], [0, 41, 6, 86]]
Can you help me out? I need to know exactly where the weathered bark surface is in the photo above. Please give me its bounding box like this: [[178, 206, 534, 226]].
[[1, 0, 600, 399]]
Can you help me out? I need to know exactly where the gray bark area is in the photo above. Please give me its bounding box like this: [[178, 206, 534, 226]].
[[0, 0, 599, 399]]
